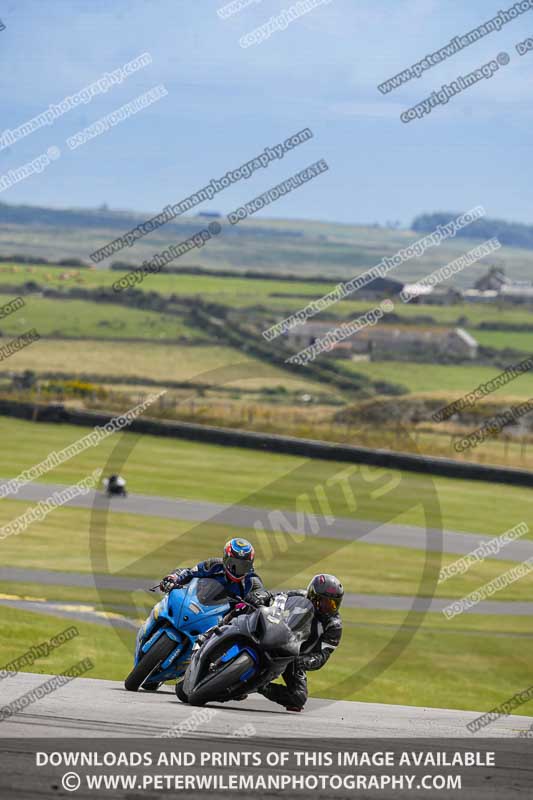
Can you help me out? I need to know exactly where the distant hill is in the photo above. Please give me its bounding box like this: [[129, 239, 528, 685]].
[[0, 201, 134, 230], [0, 200, 531, 285], [412, 212, 533, 251], [0, 201, 300, 239]]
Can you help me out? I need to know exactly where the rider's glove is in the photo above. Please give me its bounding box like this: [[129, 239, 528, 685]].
[[159, 574, 178, 593], [193, 625, 219, 651], [159, 568, 192, 592], [245, 588, 273, 608], [193, 632, 207, 652], [295, 654, 320, 671]]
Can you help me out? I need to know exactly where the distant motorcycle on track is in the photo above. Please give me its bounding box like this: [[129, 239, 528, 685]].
[[124, 578, 231, 692], [103, 474, 128, 497]]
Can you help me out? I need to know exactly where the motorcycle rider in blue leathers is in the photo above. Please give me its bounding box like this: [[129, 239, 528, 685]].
[[159, 537, 266, 602], [167, 538, 272, 704]]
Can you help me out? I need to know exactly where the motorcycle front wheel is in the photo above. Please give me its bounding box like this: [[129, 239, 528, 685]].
[[124, 633, 175, 692], [188, 651, 255, 706], [175, 679, 188, 703]]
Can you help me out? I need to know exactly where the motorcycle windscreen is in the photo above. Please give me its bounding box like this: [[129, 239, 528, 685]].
[[195, 578, 229, 606], [283, 596, 314, 644], [255, 607, 294, 653], [254, 599, 309, 655]]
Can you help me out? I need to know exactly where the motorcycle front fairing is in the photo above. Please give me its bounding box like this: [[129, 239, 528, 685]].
[[183, 610, 259, 696], [134, 578, 230, 681]]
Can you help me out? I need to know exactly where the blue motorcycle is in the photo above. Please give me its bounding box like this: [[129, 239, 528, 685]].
[[124, 578, 230, 692]]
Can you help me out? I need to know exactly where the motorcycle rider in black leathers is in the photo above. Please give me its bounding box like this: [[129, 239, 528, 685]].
[[257, 574, 343, 712], [104, 474, 127, 495]]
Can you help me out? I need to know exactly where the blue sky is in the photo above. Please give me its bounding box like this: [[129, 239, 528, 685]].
[[0, 0, 532, 227]]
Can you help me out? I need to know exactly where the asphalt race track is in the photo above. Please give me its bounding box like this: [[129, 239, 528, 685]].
[[1, 672, 531, 738]]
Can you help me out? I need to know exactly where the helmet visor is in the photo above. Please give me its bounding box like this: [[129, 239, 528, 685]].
[[316, 595, 342, 615], [224, 556, 253, 579]]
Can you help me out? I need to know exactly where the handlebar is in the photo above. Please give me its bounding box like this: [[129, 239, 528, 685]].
[[148, 583, 186, 593]]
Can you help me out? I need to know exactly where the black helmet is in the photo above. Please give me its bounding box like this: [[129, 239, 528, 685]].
[[307, 574, 343, 616]]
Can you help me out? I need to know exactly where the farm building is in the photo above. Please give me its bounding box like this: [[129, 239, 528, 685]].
[[287, 322, 479, 361], [472, 267, 533, 304], [402, 285, 461, 305]]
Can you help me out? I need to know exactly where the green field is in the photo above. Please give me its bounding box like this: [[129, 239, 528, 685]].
[[474, 329, 533, 352], [2, 501, 533, 600], [312, 607, 533, 713], [0, 264, 328, 303], [2, 263, 533, 327], [0, 337, 325, 392], [338, 359, 533, 398], [1, 418, 533, 539], [0, 581, 145, 612], [0, 294, 207, 341], [1, 257, 532, 416], [0, 608, 135, 681], [0, 264, 532, 407]]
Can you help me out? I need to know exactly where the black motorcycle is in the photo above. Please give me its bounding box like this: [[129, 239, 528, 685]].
[[103, 475, 127, 497], [179, 592, 314, 706]]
